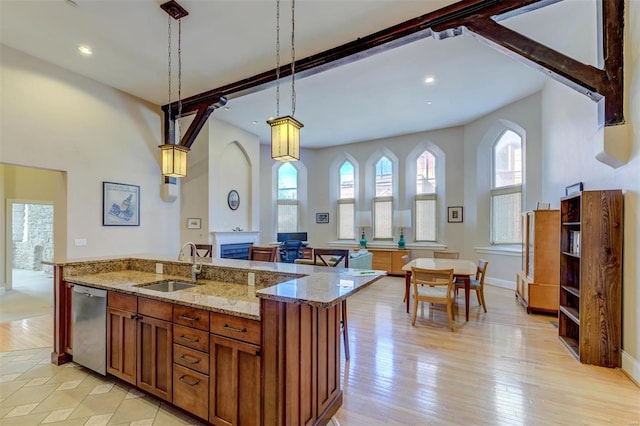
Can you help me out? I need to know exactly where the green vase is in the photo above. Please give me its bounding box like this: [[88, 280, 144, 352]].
[[359, 231, 367, 248], [398, 232, 406, 249]]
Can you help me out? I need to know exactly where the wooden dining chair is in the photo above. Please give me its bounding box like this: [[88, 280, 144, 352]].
[[433, 251, 459, 259], [411, 267, 456, 331], [192, 244, 213, 258], [456, 259, 488, 312], [313, 249, 351, 360], [248, 245, 277, 262]]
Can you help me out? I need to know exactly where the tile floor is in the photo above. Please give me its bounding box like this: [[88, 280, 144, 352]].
[[0, 347, 206, 425]]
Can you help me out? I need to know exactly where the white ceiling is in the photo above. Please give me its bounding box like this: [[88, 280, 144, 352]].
[[0, 0, 594, 148]]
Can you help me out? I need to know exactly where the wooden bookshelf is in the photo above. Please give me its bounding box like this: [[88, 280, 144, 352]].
[[558, 190, 622, 367]]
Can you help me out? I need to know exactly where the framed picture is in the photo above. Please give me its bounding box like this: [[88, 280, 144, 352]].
[[565, 182, 583, 196], [103, 181, 140, 226], [447, 206, 463, 223], [227, 190, 240, 210], [316, 212, 330, 224], [186, 218, 201, 229]]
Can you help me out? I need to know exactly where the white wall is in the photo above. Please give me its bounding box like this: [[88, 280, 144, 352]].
[[0, 45, 180, 259], [180, 123, 210, 246], [209, 119, 261, 234]]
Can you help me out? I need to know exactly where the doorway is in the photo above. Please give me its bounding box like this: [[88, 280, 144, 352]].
[[0, 201, 54, 323]]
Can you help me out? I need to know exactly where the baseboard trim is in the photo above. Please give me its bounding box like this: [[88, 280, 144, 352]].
[[621, 351, 640, 388], [485, 277, 515, 290]]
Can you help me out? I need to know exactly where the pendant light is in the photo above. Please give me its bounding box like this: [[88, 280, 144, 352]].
[[268, 0, 303, 162], [160, 0, 189, 177]]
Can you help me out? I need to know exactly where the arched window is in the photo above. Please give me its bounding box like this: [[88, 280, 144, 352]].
[[337, 161, 355, 239], [491, 129, 522, 244], [277, 163, 299, 232], [373, 156, 393, 239], [415, 150, 437, 241]]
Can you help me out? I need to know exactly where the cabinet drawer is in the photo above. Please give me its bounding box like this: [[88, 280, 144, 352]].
[[173, 343, 209, 375], [174, 305, 210, 331], [173, 364, 209, 421], [108, 292, 136, 312], [173, 324, 209, 353], [138, 297, 172, 321], [210, 312, 261, 345]]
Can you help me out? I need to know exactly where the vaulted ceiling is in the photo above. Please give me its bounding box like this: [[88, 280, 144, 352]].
[[0, 0, 598, 148]]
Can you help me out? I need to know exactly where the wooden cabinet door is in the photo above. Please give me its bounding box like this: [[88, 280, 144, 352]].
[[106, 306, 137, 385], [137, 315, 173, 402], [390, 250, 409, 275], [209, 335, 261, 426]]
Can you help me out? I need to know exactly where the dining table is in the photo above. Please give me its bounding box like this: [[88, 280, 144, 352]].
[[401, 258, 478, 321]]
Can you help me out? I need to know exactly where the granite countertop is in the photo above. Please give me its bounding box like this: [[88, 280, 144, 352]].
[[64, 270, 262, 320], [60, 257, 386, 320]]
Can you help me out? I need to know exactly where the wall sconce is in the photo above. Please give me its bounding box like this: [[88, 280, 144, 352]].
[[356, 211, 372, 249], [395, 210, 411, 250], [160, 143, 189, 178]]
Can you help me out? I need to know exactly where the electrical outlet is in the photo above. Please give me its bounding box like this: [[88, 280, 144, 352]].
[[248, 272, 255, 286], [74, 238, 87, 246], [155, 263, 163, 274]]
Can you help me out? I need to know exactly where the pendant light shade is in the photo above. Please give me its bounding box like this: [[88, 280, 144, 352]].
[[268, 115, 303, 162], [160, 144, 189, 178]]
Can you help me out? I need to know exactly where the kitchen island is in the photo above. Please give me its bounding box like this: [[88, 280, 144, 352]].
[[48, 256, 384, 425]]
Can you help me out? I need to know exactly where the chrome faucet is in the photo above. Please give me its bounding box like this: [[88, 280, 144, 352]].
[[178, 241, 202, 280]]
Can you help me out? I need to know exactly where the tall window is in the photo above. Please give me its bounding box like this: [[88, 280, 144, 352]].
[[277, 163, 299, 233], [373, 156, 393, 239], [337, 161, 355, 240], [415, 150, 437, 241], [491, 129, 522, 244]]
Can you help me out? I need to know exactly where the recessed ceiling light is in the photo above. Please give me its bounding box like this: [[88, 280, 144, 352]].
[[78, 45, 93, 56], [252, 121, 259, 125], [424, 75, 436, 85], [427, 101, 433, 105], [66, 0, 78, 7]]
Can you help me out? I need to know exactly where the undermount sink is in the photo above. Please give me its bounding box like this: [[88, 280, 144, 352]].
[[139, 281, 198, 292]]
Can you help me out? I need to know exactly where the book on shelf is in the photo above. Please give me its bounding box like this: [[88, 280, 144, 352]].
[[569, 230, 580, 255]]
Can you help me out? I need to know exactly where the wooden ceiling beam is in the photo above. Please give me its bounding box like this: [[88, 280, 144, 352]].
[[163, 0, 624, 146]]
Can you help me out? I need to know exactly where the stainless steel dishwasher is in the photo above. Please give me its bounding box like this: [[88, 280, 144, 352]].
[[72, 285, 107, 375]]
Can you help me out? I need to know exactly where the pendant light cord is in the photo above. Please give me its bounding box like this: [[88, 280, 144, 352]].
[[291, 0, 296, 117], [167, 16, 172, 135], [275, 0, 281, 117]]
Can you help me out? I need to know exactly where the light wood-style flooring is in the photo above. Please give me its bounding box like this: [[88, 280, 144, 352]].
[[335, 276, 639, 425], [1, 276, 638, 425]]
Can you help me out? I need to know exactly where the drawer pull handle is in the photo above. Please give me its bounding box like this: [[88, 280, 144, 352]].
[[179, 335, 199, 344], [178, 314, 198, 322], [179, 354, 200, 365], [223, 324, 247, 333], [179, 375, 200, 387]]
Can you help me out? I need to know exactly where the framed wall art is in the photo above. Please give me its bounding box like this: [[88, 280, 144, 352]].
[[103, 181, 140, 226], [316, 212, 329, 224], [447, 206, 463, 223], [565, 182, 583, 196]]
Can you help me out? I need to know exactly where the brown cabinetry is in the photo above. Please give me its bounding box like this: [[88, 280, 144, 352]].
[[367, 248, 409, 275], [516, 210, 560, 314], [209, 311, 262, 426], [172, 305, 210, 420], [558, 190, 622, 367], [107, 292, 173, 400]]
